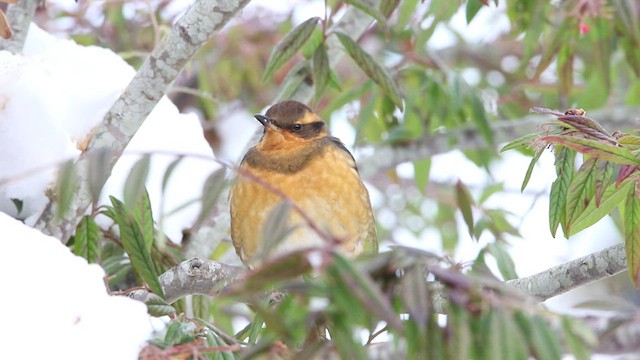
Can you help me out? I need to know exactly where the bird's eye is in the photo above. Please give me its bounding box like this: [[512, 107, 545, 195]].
[[291, 124, 303, 132]]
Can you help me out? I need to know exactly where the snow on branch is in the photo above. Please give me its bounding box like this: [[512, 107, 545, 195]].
[[34, 0, 251, 242]]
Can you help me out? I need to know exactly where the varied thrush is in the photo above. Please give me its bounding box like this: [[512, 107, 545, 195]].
[[229, 100, 377, 266]]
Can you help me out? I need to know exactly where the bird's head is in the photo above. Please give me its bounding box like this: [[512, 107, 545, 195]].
[[254, 100, 328, 151]]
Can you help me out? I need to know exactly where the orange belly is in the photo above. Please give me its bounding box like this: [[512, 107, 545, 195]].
[[230, 145, 376, 265]]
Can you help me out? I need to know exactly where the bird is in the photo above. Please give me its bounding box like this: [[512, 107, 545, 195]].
[[229, 100, 377, 266]]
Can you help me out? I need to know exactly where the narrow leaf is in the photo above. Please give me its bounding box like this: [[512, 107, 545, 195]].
[[335, 32, 403, 110], [263, 17, 321, 81], [275, 61, 311, 102], [521, 147, 544, 192], [616, 164, 639, 186], [413, 158, 431, 191], [465, 0, 484, 23], [143, 293, 176, 317], [565, 158, 598, 232], [344, 0, 388, 28], [73, 215, 101, 263], [541, 135, 640, 166], [569, 177, 634, 236], [329, 254, 403, 331], [488, 242, 517, 280], [499, 133, 538, 152], [123, 154, 151, 209], [594, 160, 614, 206], [455, 180, 475, 238], [549, 147, 575, 237], [87, 148, 112, 204], [55, 159, 77, 219], [195, 168, 227, 227], [562, 317, 595, 360], [624, 176, 640, 287], [470, 92, 493, 145], [529, 316, 563, 360], [111, 197, 164, 297], [161, 156, 184, 194], [312, 42, 330, 100], [557, 114, 611, 142], [133, 189, 154, 251], [255, 201, 294, 261]]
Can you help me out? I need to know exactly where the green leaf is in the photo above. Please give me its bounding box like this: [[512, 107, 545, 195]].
[[164, 321, 197, 347], [344, 0, 388, 28], [111, 196, 164, 297], [73, 215, 101, 263], [87, 149, 112, 204], [123, 154, 151, 209], [255, 201, 294, 261], [465, 0, 484, 23], [499, 133, 538, 153], [335, 32, 404, 110], [446, 304, 471, 360], [300, 27, 324, 59], [565, 158, 598, 233], [549, 147, 575, 237], [397, 0, 418, 29], [263, 17, 321, 81], [195, 168, 227, 227], [162, 156, 184, 194], [541, 135, 640, 166], [488, 242, 517, 280], [143, 293, 176, 317], [521, 147, 545, 192], [329, 254, 403, 332], [204, 330, 236, 360], [562, 317, 595, 360], [569, 177, 634, 236], [594, 160, 614, 207], [133, 189, 154, 252], [312, 42, 330, 101], [470, 92, 493, 145], [624, 176, 640, 287], [527, 316, 563, 360], [455, 180, 475, 238], [413, 158, 431, 191], [55, 159, 77, 219], [494, 309, 528, 360], [275, 61, 311, 102]]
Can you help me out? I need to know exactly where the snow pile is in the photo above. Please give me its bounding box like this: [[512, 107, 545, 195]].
[[0, 212, 152, 359], [0, 24, 218, 241]]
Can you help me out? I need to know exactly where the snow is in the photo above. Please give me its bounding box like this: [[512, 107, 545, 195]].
[[0, 23, 218, 358], [0, 212, 152, 359]]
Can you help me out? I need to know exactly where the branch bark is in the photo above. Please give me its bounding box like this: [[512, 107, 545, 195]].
[[359, 106, 640, 177], [0, 0, 37, 53], [151, 242, 628, 304], [505, 242, 627, 301], [34, 0, 251, 242]]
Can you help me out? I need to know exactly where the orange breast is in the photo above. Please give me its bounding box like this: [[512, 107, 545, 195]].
[[229, 144, 377, 265]]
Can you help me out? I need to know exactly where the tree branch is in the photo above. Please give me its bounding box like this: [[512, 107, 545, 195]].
[[359, 106, 640, 177], [505, 242, 627, 301], [0, 0, 37, 53], [34, 0, 251, 242], [140, 257, 244, 304]]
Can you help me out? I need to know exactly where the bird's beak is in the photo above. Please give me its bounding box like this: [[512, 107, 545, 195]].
[[254, 114, 278, 132]]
